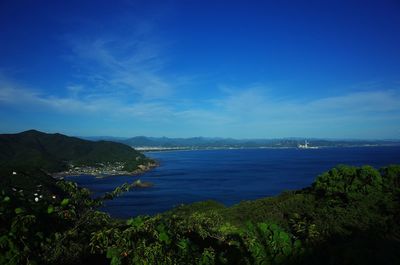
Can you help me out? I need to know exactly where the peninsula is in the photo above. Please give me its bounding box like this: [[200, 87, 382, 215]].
[[0, 130, 157, 180]]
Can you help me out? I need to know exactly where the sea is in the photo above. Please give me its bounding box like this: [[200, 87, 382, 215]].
[[66, 146, 400, 219]]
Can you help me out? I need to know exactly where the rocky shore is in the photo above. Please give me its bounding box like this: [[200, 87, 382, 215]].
[[132, 179, 154, 188], [129, 162, 158, 175]]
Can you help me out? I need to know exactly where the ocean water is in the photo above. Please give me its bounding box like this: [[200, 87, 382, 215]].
[[67, 146, 400, 218]]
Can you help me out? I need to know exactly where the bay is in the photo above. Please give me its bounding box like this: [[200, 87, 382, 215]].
[[67, 146, 400, 218]]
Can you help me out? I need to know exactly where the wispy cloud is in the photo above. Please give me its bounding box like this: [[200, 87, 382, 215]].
[[65, 24, 174, 100], [1, 77, 399, 138], [0, 69, 180, 123], [307, 90, 400, 113], [169, 86, 400, 137], [0, 83, 100, 113], [1, 17, 399, 138]]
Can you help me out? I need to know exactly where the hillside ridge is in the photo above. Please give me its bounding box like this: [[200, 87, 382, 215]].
[[0, 130, 154, 174]]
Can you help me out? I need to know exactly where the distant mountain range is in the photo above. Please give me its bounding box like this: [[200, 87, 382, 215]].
[[89, 136, 400, 149]]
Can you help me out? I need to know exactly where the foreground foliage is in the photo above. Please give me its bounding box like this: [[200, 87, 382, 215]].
[[1, 165, 400, 264]]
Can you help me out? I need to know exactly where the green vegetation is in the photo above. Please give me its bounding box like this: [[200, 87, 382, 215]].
[[1, 164, 399, 264], [0, 130, 152, 175]]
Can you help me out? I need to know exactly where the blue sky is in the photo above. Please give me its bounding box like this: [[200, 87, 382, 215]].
[[1, 0, 400, 139]]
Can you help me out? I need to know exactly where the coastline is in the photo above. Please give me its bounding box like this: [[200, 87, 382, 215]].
[[52, 161, 159, 179], [142, 144, 400, 153]]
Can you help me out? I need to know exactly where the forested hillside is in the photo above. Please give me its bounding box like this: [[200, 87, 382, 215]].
[[0, 130, 150, 173], [1, 165, 399, 264]]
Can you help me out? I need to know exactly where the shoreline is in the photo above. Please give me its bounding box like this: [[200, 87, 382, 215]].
[[143, 144, 400, 153], [52, 162, 159, 179]]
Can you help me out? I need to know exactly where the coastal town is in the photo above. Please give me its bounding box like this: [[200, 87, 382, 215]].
[[53, 160, 158, 179]]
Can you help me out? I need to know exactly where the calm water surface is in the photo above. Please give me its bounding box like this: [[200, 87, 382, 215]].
[[67, 147, 400, 218]]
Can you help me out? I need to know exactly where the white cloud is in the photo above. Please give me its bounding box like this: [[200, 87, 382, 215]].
[[1, 69, 399, 138], [66, 29, 173, 100], [2, 79, 399, 126], [169, 86, 400, 137], [0, 78, 175, 120], [307, 90, 400, 113], [67, 85, 84, 97]]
